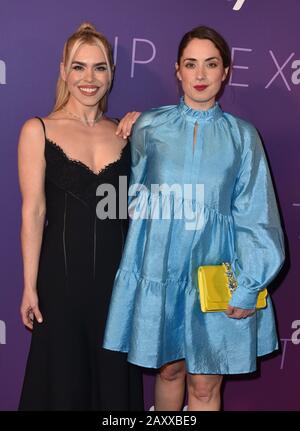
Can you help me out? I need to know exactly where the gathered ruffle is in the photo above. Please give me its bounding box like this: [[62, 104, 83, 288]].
[[103, 267, 278, 373]]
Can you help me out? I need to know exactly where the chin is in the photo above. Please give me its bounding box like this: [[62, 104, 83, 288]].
[[73, 95, 101, 107], [190, 98, 210, 106]]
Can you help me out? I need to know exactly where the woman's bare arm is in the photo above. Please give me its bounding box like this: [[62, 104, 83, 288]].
[[18, 118, 46, 329]]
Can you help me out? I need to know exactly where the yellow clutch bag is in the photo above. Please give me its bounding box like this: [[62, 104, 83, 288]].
[[197, 263, 268, 312]]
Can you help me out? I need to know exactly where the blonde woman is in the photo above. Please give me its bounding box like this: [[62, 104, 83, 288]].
[[18, 23, 143, 410]]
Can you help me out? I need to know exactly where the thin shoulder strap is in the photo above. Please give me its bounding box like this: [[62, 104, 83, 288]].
[[111, 118, 120, 125], [35, 116, 46, 138]]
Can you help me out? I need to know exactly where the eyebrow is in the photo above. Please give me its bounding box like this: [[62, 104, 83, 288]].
[[183, 56, 220, 62], [71, 61, 107, 66], [205, 57, 220, 62]]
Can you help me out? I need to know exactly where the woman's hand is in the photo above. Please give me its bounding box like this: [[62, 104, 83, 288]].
[[116, 111, 141, 139], [226, 305, 255, 319], [20, 289, 43, 330]]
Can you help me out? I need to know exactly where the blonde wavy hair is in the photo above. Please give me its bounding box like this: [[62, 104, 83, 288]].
[[53, 22, 114, 113]]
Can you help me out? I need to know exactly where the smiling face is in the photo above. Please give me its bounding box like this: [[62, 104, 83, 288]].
[[61, 43, 111, 108], [176, 38, 229, 111]]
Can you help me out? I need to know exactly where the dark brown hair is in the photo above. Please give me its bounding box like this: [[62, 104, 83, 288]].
[[177, 26, 231, 68]]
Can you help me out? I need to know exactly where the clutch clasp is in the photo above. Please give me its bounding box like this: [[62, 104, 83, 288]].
[[223, 262, 238, 293]]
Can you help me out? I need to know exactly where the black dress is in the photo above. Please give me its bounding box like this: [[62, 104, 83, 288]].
[[19, 117, 144, 411]]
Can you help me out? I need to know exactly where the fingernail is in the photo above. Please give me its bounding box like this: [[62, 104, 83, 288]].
[[38, 318, 43, 323]]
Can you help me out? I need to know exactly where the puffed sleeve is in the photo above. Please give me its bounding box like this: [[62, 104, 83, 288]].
[[229, 126, 285, 309], [128, 114, 149, 218]]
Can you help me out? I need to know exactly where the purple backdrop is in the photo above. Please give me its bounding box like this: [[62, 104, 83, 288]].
[[0, 0, 299, 411]]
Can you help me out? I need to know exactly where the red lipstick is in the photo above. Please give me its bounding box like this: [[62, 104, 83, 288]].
[[194, 85, 208, 92]]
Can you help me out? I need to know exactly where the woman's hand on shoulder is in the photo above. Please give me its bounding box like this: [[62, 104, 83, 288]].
[[225, 305, 255, 319], [116, 111, 141, 139]]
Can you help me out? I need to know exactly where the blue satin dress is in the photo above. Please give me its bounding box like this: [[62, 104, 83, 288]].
[[103, 98, 285, 374]]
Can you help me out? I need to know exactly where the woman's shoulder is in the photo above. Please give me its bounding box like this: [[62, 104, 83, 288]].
[[19, 117, 45, 140], [134, 104, 177, 130], [101, 116, 120, 130], [223, 111, 258, 136], [18, 117, 46, 157], [222, 111, 261, 155]]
